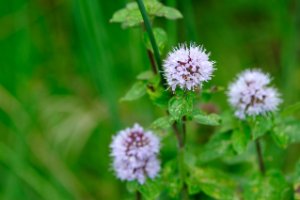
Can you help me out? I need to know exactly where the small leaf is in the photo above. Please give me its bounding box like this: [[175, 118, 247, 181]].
[[156, 6, 183, 20], [110, 2, 142, 28], [252, 116, 273, 140], [244, 170, 293, 200], [138, 179, 162, 200], [110, 0, 182, 29], [150, 116, 174, 130], [186, 167, 238, 199], [199, 131, 233, 162], [126, 181, 139, 193], [136, 70, 154, 80], [271, 126, 290, 149], [231, 129, 251, 154], [121, 82, 146, 101], [281, 102, 300, 117], [162, 160, 182, 197], [144, 27, 167, 54], [193, 113, 221, 126], [146, 76, 170, 108], [168, 94, 193, 121]]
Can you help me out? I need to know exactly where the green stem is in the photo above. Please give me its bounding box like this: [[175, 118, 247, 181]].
[[136, 0, 163, 80], [255, 139, 265, 174], [178, 116, 188, 199], [136, 191, 142, 200]]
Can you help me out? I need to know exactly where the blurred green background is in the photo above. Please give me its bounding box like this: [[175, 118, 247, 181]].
[[0, 0, 299, 199]]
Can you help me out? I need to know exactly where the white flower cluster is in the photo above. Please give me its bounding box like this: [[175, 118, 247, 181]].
[[163, 43, 215, 91], [110, 123, 160, 184], [227, 69, 281, 119]]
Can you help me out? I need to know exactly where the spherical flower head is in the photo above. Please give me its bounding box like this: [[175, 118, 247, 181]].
[[163, 43, 215, 91], [110, 123, 160, 184], [227, 69, 282, 119]]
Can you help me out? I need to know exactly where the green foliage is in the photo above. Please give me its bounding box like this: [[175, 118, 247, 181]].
[[186, 166, 239, 200], [110, 0, 182, 28], [193, 113, 221, 126], [168, 92, 194, 121], [243, 170, 293, 200], [199, 131, 234, 162], [144, 27, 168, 54], [251, 115, 273, 140], [162, 160, 182, 197], [281, 102, 300, 117], [231, 128, 251, 154], [150, 116, 174, 130], [1, 0, 300, 199], [120, 81, 147, 101]]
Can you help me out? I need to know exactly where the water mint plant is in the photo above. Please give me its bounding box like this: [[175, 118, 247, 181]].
[[109, 0, 300, 199]]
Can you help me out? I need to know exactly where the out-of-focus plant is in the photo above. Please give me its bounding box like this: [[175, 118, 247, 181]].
[[110, 0, 300, 199]]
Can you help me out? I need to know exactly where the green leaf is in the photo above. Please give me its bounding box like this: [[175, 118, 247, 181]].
[[186, 167, 238, 200], [146, 76, 170, 108], [144, 27, 167, 54], [281, 101, 300, 117], [110, 2, 142, 28], [168, 94, 193, 121], [138, 179, 162, 200], [193, 113, 221, 126], [150, 116, 174, 130], [251, 116, 273, 140], [271, 126, 290, 149], [199, 131, 233, 162], [231, 128, 251, 154], [136, 70, 154, 80], [126, 181, 139, 193], [244, 170, 293, 200], [121, 81, 146, 101], [275, 117, 300, 144], [155, 6, 183, 20], [294, 160, 300, 199], [110, 0, 182, 29], [162, 160, 182, 197]]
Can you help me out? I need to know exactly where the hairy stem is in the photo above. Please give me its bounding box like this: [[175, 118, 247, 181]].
[[172, 122, 184, 148], [255, 139, 265, 174], [136, 0, 163, 80], [175, 116, 188, 199], [146, 49, 158, 74], [136, 191, 142, 200]]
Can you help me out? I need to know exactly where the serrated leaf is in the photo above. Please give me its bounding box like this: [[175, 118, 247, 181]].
[[110, 2, 142, 28], [252, 116, 273, 140], [275, 117, 300, 144], [281, 102, 300, 117], [126, 181, 139, 193], [199, 131, 233, 162], [121, 81, 146, 101], [144, 27, 167, 54], [271, 126, 290, 149], [150, 116, 173, 130], [146, 76, 170, 108], [231, 129, 251, 154], [168, 94, 193, 121], [186, 167, 238, 200], [193, 113, 221, 126], [136, 70, 154, 80], [244, 170, 293, 200], [138, 179, 162, 200], [110, 0, 182, 29], [162, 160, 182, 197], [156, 6, 183, 19]]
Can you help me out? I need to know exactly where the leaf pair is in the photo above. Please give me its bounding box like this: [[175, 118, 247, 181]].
[[110, 0, 182, 28]]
